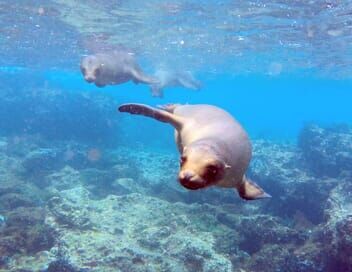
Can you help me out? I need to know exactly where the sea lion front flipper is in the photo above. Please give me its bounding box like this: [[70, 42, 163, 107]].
[[130, 66, 159, 85], [118, 103, 184, 129], [237, 176, 271, 201]]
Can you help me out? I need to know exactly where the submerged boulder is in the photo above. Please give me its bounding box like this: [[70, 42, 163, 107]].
[[318, 180, 352, 271], [237, 214, 307, 254], [44, 166, 82, 191], [249, 140, 336, 224], [0, 193, 36, 210], [47, 187, 93, 230], [0, 207, 56, 260], [22, 148, 63, 176], [44, 259, 88, 272], [298, 124, 352, 178]]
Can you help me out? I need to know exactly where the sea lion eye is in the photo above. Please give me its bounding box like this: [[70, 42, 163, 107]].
[[81, 67, 86, 73], [206, 165, 218, 177], [180, 156, 187, 165], [95, 68, 101, 76]]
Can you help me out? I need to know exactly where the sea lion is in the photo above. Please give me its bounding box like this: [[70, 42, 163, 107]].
[[80, 49, 158, 88], [118, 103, 270, 200], [150, 70, 202, 97]]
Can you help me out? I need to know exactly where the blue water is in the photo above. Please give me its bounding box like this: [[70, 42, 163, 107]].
[[43, 69, 352, 143]]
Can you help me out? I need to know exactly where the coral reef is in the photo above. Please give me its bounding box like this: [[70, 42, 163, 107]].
[[0, 123, 351, 271]]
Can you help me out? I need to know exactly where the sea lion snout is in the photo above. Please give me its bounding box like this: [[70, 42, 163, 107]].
[[179, 170, 194, 180], [80, 56, 100, 83], [84, 74, 96, 83], [179, 170, 206, 190]]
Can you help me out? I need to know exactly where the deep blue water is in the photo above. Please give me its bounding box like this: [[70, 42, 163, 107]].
[[43, 69, 352, 145], [4, 66, 351, 150]]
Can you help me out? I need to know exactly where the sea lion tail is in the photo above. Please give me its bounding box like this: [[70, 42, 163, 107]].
[[178, 73, 202, 90], [130, 66, 160, 85], [118, 103, 184, 129], [237, 176, 271, 201], [132, 74, 159, 85]]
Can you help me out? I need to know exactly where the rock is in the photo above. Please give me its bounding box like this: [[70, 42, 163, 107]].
[[166, 232, 232, 272], [44, 190, 321, 272], [80, 168, 116, 187], [44, 259, 88, 272], [111, 163, 140, 178], [4, 123, 352, 272], [45, 166, 81, 191], [0, 255, 10, 267], [0, 152, 23, 176], [245, 244, 323, 272], [47, 187, 93, 229], [0, 177, 24, 196], [112, 178, 143, 194], [22, 148, 63, 176], [6, 207, 45, 227], [319, 180, 352, 271], [249, 140, 338, 224], [298, 124, 352, 177], [45, 193, 239, 271], [0, 207, 55, 258], [0, 193, 36, 210], [237, 215, 307, 255], [80, 161, 143, 197]]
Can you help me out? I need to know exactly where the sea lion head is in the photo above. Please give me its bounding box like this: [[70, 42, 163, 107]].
[[178, 143, 228, 190], [80, 55, 103, 83]]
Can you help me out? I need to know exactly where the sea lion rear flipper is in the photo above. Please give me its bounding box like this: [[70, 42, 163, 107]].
[[118, 103, 184, 129], [237, 176, 271, 201], [178, 73, 202, 90], [130, 66, 159, 85]]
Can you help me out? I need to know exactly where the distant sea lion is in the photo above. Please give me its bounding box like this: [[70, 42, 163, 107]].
[[150, 70, 202, 97], [80, 49, 158, 88], [118, 103, 270, 200]]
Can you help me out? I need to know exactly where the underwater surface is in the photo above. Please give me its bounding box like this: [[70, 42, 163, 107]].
[[0, 1, 352, 271]]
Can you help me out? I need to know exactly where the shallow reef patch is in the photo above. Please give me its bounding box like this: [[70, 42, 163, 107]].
[[0, 123, 351, 271]]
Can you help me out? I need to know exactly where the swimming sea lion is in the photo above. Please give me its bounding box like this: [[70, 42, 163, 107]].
[[80, 49, 158, 88], [150, 70, 202, 97], [118, 103, 270, 200]]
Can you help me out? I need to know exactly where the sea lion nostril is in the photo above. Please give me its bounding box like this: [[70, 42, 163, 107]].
[[183, 172, 193, 180], [179, 171, 194, 182], [84, 76, 95, 83]]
